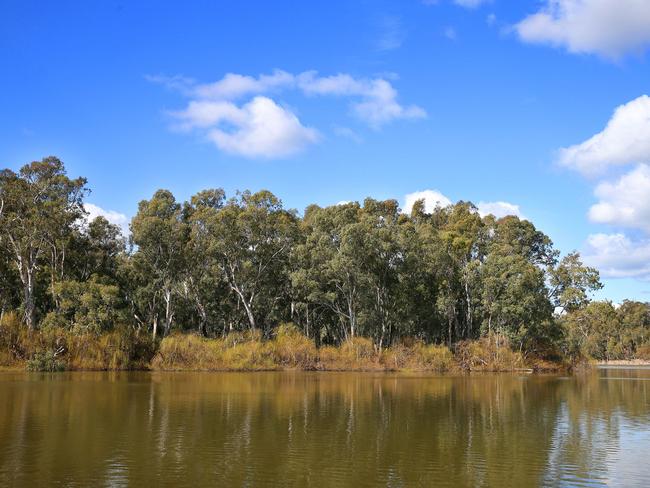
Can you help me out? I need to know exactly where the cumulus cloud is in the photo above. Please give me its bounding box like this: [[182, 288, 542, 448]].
[[477, 201, 524, 219], [588, 164, 650, 232], [403, 190, 524, 219], [192, 70, 294, 100], [515, 0, 650, 59], [156, 69, 425, 157], [174, 97, 319, 158], [84, 203, 130, 235], [403, 190, 452, 214], [558, 95, 650, 175], [584, 233, 650, 279]]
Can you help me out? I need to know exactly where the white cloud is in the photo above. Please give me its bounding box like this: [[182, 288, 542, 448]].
[[403, 190, 452, 214], [174, 96, 319, 159], [588, 164, 650, 232], [297, 71, 426, 127], [584, 233, 650, 279], [558, 95, 650, 175], [156, 70, 425, 157], [477, 201, 524, 219], [192, 70, 294, 100], [84, 203, 130, 235], [403, 190, 524, 220], [516, 0, 650, 58]]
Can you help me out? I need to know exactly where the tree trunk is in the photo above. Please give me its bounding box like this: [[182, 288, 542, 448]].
[[23, 269, 35, 330], [243, 302, 256, 330], [163, 289, 173, 336]]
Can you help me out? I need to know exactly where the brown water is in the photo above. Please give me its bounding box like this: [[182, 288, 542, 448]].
[[0, 369, 649, 487]]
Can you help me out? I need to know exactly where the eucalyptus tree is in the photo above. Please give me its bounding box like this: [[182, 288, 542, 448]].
[[130, 190, 188, 337], [480, 250, 553, 350], [205, 190, 298, 332], [69, 216, 126, 283], [183, 188, 228, 336], [434, 202, 485, 344], [292, 202, 370, 341], [548, 252, 602, 313], [0, 157, 87, 328], [357, 198, 407, 347]]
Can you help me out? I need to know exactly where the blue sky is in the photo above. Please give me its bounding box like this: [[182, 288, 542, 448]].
[[2, 0, 650, 301]]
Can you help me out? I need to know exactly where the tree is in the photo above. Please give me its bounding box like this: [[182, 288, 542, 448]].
[[130, 190, 187, 337], [0, 157, 87, 328], [206, 190, 297, 332], [184, 189, 229, 336], [549, 252, 602, 313], [292, 202, 368, 342]]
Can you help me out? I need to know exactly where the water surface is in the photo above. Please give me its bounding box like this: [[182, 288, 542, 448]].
[[1, 369, 649, 487]]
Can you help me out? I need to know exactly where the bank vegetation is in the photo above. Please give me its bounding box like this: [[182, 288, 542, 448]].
[[1, 157, 649, 372]]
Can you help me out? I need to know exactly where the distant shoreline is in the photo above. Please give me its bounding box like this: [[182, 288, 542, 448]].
[[596, 360, 650, 367]]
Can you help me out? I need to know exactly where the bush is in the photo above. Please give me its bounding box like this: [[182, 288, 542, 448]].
[[26, 350, 65, 372]]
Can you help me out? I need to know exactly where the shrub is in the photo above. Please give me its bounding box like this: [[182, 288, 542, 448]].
[[26, 350, 65, 372]]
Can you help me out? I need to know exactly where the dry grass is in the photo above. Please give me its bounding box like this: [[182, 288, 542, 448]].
[[2, 313, 565, 372], [636, 345, 650, 361], [318, 337, 382, 371], [455, 335, 524, 372], [0, 312, 155, 371]]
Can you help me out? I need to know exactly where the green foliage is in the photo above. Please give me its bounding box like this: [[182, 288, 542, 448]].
[[0, 156, 643, 371], [562, 300, 650, 361], [44, 278, 127, 333], [26, 351, 65, 372]]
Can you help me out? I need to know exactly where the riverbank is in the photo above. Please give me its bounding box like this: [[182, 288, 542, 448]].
[[0, 318, 569, 372], [596, 359, 650, 367]]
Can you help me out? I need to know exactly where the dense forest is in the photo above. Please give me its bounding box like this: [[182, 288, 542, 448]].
[[1, 157, 649, 371]]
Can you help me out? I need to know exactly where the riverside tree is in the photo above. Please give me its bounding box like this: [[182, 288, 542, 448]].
[[1, 156, 645, 363]]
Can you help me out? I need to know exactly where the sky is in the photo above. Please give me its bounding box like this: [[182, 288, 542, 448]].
[[2, 0, 650, 302]]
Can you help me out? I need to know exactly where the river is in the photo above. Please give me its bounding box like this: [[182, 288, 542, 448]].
[[1, 368, 649, 487]]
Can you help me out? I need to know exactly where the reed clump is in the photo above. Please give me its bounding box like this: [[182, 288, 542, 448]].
[[455, 334, 524, 371], [271, 323, 318, 369], [318, 337, 382, 371], [152, 330, 278, 371]]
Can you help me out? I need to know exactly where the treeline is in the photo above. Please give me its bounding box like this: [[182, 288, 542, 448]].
[[1, 157, 649, 368]]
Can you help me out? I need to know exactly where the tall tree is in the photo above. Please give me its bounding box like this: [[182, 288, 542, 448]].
[[131, 190, 187, 337], [0, 157, 87, 328], [206, 190, 297, 332]]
